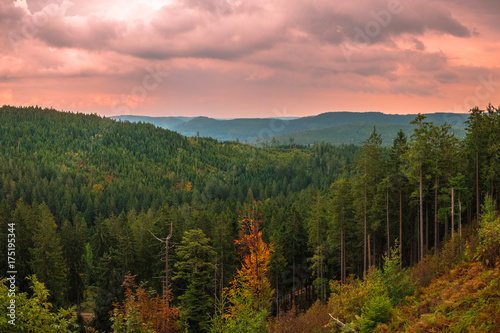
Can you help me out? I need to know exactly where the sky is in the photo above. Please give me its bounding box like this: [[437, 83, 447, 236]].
[[1, 0, 499, 118]]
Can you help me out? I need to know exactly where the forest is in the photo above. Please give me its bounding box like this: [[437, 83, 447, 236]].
[[1, 104, 500, 332]]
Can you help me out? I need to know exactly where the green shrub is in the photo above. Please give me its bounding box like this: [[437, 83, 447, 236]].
[[381, 243, 415, 306], [358, 281, 392, 333], [476, 196, 500, 267]]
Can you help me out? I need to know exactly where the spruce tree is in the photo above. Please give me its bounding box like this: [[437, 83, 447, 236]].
[[30, 203, 67, 307], [174, 229, 215, 332]]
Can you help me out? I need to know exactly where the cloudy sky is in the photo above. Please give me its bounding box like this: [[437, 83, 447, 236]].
[[1, 0, 499, 118]]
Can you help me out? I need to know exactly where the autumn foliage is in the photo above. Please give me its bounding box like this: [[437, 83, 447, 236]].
[[111, 274, 179, 333], [224, 206, 274, 330]]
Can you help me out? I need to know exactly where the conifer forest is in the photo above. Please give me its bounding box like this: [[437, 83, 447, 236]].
[[2, 104, 500, 332]]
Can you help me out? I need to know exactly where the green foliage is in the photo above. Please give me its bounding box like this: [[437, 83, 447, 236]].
[[476, 196, 500, 267], [174, 229, 215, 332], [380, 243, 415, 306], [210, 293, 228, 333], [60, 214, 88, 307], [111, 302, 155, 333], [4, 104, 500, 332], [328, 270, 392, 333], [358, 282, 392, 333], [29, 204, 67, 307], [464, 105, 500, 218], [223, 304, 269, 333], [0, 276, 77, 332]]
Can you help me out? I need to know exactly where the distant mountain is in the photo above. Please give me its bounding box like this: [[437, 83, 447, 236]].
[[266, 122, 466, 147], [112, 112, 469, 145], [111, 115, 193, 130]]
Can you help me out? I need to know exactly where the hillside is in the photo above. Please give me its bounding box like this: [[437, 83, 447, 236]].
[[268, 123, 415, 146], [113, 111, 468, 145], [391, 260, 500, 332], [2, 104, 500, 333]]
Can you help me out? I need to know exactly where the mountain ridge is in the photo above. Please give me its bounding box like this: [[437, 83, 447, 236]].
[[112, 111, 469, 145]]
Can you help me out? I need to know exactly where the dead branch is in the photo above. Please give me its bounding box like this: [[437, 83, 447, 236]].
[[329, 313, 346, 327]]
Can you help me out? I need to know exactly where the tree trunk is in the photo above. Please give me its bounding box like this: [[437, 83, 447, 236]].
[[415, 211, 419, 265], [386, 187, 390, 257], [221, 254, 224, 297], [451, 187, 455, 238], [425, 203, 429, 255], [368, 234, 372, 269], [364, 186, 368, 275], [276, 274, 279, 316], [399, 191, 403, 268], [459, 197, 462, 253], [214, 262, 218, 313], [321, 251, 325, 302], [292, 259, 296, 307], [419, 165, 424, 261], [444, 215, 449, 243], [476, 150, 480, 223], [341, 222, 345, 284], [434, 177, 438, 255]]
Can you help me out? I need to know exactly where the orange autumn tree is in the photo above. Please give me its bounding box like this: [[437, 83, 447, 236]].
[[224, 205, 274, 332], [111, 274, 179, 333]]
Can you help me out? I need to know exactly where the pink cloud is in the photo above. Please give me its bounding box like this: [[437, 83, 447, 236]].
[[0, 0, 498, 118]]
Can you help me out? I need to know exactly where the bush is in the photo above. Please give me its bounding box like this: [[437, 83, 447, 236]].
[[0, 276, 77, 332], [267, 301, 330, 333], [381, 243, 415, 305], [328, 276, 369, 329], [328, 270, 393, 333], [358, 287, 392, 333], [476, 196, 500, 267]]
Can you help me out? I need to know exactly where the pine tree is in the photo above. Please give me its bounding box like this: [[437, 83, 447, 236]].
[[403, 115, 432, 261], [173, 229, 215, 332], [60, 213, 88, 308], [329, 177, 352, 284], [30, 203, 67, 307], [306, 192, 328, 302], [281, 204, 308, 301], [355, 127, 384, 274], [389, 130, 408, 265]]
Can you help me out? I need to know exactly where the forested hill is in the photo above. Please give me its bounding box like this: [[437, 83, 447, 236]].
[[0, 105, 357, 331], [2, 104, 500, 333], [0, 105, 353, 225], [112, 111, 468, 145]]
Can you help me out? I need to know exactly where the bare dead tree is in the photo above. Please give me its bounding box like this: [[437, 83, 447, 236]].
[[149, 220, 173, 305]]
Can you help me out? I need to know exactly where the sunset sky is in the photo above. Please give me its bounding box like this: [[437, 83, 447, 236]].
[[1, 0, 499, 118]]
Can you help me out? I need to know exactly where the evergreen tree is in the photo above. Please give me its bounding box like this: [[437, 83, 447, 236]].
[[30, 203, 67, 307], [389, 130, 409, 265], [306, 192, 328, 302], [355, 127, 384, 274], [173, 229, 215, 332], [60, 213, 88, 308], [403, 114, 433, 261], [329, 177, 353, 284], [281, 204, 309, 299]]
